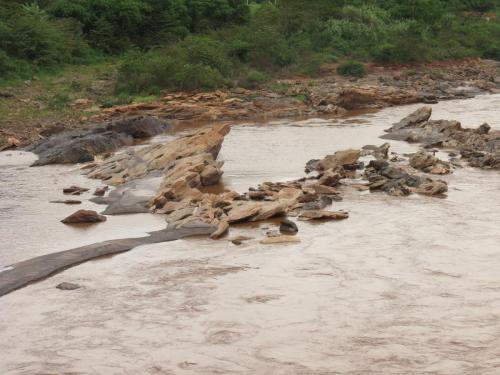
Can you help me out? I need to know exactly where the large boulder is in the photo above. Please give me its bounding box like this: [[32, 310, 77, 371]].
[[28, 116, 170, 166]]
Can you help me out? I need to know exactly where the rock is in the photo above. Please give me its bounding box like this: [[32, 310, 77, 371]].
[[50, 200, 82, 205], [317, 149, 361, 172], [318, 170, 341, 186], [386, 107, 432, 132], [210, 220, 230, 239], [476, 123, 491, 135], [311, 184, 340, 196], [93, 186, 109, 197], [413, 180, 448, 196], [280, 219, 298, 234], [260, 235, 301, 245], [1, 137, 21, 151], [336, 88, 378, 110], [226, 202, 261, 223], [303, 196, 333, 210], [250, 202, 286, 221], [61, 210, 107, 224], [230, 235, 253, 245], [56, 282, 81, 290], [72, 98, 93, 106], [305, 159, 321, 173], [362, 143, 390, 159], [63, 186, 89, 195], [299, 210, 349, 221], [103, 115, 170, 139], [27, 115, 170, 166], [409, 150, 452, 174], [200, 164, 223, 186]]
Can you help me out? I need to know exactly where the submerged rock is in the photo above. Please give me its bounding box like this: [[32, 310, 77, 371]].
[[56, 282, 81, 290], [61, 210, 107, 224], [50, 200, 82, 205]]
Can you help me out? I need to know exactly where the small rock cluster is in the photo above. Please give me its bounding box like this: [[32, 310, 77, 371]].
[[382, 107, 500, 170]]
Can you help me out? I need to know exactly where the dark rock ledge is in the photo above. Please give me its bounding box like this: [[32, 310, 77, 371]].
[[0, 222, 215, 298]]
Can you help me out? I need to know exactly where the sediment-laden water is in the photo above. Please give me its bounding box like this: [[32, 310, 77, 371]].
[[0, 95, 499, 374]]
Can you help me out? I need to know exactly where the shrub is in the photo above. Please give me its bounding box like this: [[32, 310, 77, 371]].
[[336, 61, 366, 77], [240, 69, 269, 89]]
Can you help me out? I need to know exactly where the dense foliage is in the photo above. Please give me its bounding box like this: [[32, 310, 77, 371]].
[[1, 0, 499, 91]]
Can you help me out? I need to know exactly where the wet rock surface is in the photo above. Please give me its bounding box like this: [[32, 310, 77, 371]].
[[26, 116, 170, 166]]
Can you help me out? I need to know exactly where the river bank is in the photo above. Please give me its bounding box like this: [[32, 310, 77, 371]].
[[1, 94, 499, 374], [1, 58, 499, 151]]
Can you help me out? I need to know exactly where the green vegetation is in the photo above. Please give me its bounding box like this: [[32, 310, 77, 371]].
[[1, 0, 499, 93], [337, 61, 366, 78]]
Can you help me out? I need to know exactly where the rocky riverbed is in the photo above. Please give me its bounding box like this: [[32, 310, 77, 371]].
[[0, 94, 499, 374], [1, 58, 499, 151]]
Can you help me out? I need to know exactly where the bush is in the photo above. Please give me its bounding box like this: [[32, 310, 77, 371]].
[[337, 61, 366, 77], [116, 47, 230, 94], [240, 69, 269, 89]]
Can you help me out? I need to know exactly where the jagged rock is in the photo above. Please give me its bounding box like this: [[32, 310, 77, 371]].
[[362, 143, 390, 160], [409, 150, 452, 175], [303, 196, 333, 210], [299, 210, 349, 221], [381, 108, 499, 170], [317, 149, 361, 172], [318, 170, 341, 186], [63, 186, 89, 195], [260, 235, 301, 245], [386, 107, 432, 132], [61, 210, 107, 224], [200, 164, 223, 186], [280, 219, 298, 234], [305, 159, 321, 173]]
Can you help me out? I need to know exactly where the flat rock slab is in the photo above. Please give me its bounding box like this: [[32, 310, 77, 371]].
[[299, 210, 349, 221], [0, 223, 216, 297], [260, 236, 300, 245]]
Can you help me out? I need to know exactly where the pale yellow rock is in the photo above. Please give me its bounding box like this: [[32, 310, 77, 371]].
[[260, 236, 301, 245]]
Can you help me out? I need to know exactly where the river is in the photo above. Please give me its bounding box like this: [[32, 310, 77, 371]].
[[0, 94, 499, 374]]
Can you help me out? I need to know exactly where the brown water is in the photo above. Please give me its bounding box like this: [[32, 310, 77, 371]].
[[0, 95, 499, 374]]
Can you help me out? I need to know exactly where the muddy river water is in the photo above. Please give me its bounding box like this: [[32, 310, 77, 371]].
[[0, 95, 499, 374]]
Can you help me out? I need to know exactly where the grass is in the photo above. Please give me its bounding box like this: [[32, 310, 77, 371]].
[[0, 60, 118, 127]]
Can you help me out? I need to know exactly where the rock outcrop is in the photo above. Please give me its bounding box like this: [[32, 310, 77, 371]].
[[383, 107, 500, 170], [27, 115, 170, 166]]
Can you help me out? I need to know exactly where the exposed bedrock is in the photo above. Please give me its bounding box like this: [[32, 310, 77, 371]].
[[27, 115, 170, 166]]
